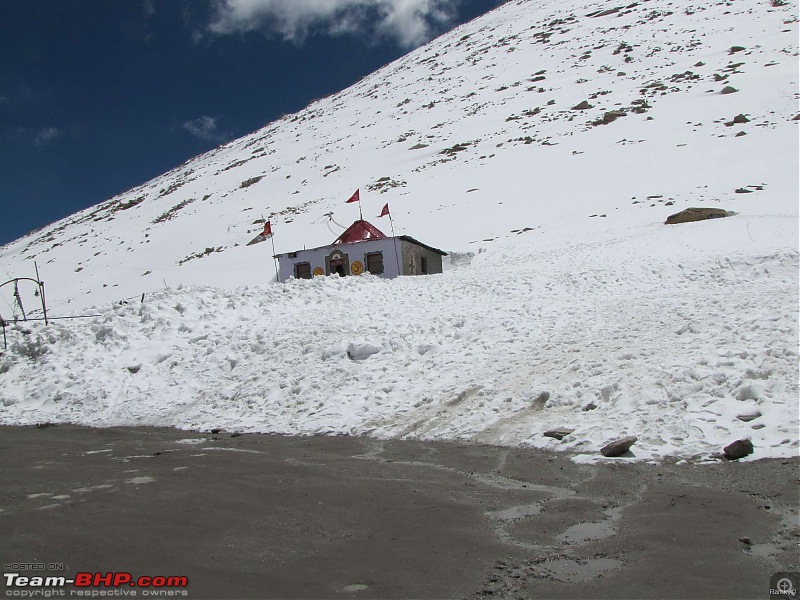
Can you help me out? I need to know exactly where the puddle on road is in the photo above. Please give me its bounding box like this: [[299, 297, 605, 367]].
[[747, 542, 781, 559], [557, 502, 626, 544], [557, 520, 617, 544], [486, 503, 545, 550], [537, 557, 622, 582], [490, 504, 542, 520], [484, 481, 581, 552]]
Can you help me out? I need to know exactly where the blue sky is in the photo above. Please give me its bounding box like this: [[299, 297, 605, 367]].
[[0, 0, 503, 245]]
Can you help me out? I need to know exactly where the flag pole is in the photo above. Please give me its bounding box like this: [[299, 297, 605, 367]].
[[389, 214, 401, 276], [347, 189, 363, 220], [270, 235, 279, 283]]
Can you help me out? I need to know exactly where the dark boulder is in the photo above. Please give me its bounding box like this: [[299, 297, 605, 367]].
[[595, 110, 627, 125], [736, 410, 762, 423], [600, 436, 637, 457], [544, 428, 574, 441], [723, 439, 754, 460], [665, 207, 730, 224]]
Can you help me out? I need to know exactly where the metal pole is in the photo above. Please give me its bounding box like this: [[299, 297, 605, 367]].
[[34, 262, 47, 325], [1, 317, 6, 350], [389, 215, 401, 276], [270, 235, 280, 283], [40, 282, 48, 326]]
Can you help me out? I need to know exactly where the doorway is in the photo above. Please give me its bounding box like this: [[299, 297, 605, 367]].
[[325, 251, 349, 277]]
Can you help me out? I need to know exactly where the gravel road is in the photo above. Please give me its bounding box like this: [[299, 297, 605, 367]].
[[0, 425, 797, 599]]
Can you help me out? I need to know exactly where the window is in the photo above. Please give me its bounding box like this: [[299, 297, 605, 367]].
[[294, 262, 311, 279], [366, 252, 384, 275], [420, 256, 428, 275]]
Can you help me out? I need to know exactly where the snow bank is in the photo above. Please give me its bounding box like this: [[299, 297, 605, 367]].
[[2, 217, 797, 461], [0, 0, 797, 460]]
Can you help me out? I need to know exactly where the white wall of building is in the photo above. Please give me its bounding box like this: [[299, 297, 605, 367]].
[[277, 238, 403, 282]]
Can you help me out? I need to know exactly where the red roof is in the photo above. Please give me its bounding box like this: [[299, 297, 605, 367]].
[[332, 220, 387, 245]]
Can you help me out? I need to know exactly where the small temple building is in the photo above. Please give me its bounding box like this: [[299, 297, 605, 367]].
[[275, 220, 447, 282]]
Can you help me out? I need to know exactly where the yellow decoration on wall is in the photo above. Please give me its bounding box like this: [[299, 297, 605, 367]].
[[351, 261, 364, 275], [313, 267, 324, 277]]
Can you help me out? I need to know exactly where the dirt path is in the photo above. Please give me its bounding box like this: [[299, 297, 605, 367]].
[[0, 425, 797, 599]]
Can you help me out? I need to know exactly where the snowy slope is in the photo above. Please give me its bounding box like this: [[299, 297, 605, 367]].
[[1, 0, 797, 460]]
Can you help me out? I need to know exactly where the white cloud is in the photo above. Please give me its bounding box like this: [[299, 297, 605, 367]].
[[182, 116, 226, 141], [33, 127, 61, 147], [207, 0, 461, 48]]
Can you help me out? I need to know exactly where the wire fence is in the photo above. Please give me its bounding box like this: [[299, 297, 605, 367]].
[[0, 288, 145, 351]]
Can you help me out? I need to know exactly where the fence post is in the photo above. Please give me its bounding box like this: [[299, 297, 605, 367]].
[[34, 261, 48, 325], [40, 281, 48, 326]]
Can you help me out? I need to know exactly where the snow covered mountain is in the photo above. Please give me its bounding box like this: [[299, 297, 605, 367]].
[[1, 0, 797, 461]]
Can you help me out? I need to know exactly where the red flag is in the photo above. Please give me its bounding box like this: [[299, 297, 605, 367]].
[[346, 189, 360, 204], [378, 203, 390, 218], [246, 221, 273, 246]]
